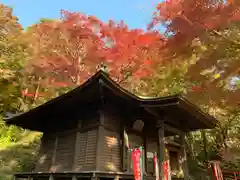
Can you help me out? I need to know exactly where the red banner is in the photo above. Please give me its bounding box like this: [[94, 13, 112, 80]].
[[212, 161, 223, 180], [162, 160, 171, 180], [132, 148, 142, 180], [153, 153, 159, 180]]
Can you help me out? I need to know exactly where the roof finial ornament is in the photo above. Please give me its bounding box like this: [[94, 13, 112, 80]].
[[99, 62, 109, 74]]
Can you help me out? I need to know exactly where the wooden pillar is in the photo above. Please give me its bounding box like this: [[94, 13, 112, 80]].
[[73, 119, 82, 171], [91, 172, 97, 180], [143, 134, 147, 174], [96, 109, 105, 171], [122, 127, 131, 172], [121, 124, 126, 171], [49, 175, 54, 180], [114, 175, 120, 180], [72, 175, 77, 180], [180, 133, 189, 180], [13, 175, 17, 180], [51, 135, 58, 170], [126, 130, 131, 172], [157, 120, 166, 179]]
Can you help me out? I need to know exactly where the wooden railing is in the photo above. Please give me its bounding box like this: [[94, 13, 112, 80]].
[[223, 170, 240, 180]]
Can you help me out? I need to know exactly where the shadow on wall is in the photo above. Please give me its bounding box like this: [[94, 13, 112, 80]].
[[0, 135, 41, 180]]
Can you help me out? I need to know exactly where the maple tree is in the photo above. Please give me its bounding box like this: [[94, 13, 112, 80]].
[[149, 0, 240, 45], [1, 1, 240, 179], [148, 0, 240, 108], [0, 5, 33, 176], [0, 4, 28, 112], [0, 1, 240, 179], [24, 10, 166, 99], [98, 20, 166, 82], [22, 1, 240, 107], [21, 11, 103, 100], [25, 11, 103, 85]]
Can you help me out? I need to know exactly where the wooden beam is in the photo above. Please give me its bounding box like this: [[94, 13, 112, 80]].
[[142, 102, 178, 108], [14, 171, 140, 179], [164, 124, 183, 135], [145, 107, 186, 133], [144, 107, 161, 118], [50, 123, 99, 137]]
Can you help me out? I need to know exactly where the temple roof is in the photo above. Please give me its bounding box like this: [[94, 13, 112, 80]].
[[4, 70, 218, 132]]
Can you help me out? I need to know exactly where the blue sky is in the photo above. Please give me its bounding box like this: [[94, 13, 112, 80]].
[[2, 0, 159, 30]]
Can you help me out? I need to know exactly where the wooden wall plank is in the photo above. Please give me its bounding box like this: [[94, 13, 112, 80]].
[[74, 129, 98, 171], [51, 132, 76, 172], [99, 128, 121, 172]]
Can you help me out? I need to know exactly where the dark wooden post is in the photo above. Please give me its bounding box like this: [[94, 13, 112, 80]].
[[96, 109, 105, 171], [72, 175, 77, 180], [126, 130, 131, 172], [51, 135, 58, 168], [73, 119, 82, 171], [91, 172, 97, 180], [157, 120, 166, 179], [180, 133, 189, 180], [49, 175, 54, 180], [143, 134, 147, 174], [13, 175, 17, 180], [121, 124, 126, 171]]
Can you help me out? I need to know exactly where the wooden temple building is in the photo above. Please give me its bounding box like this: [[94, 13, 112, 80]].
[[5, 70, 218, 180]]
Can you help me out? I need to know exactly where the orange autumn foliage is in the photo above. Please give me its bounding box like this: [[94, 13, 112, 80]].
[[25, 10, 166, 90], [22, 1, 240, 107], [149, 0, 240, 107]]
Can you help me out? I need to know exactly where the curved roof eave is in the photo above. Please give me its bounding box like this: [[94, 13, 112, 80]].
[[4, 70, 218, 129], [98, 71, 217, 127]]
